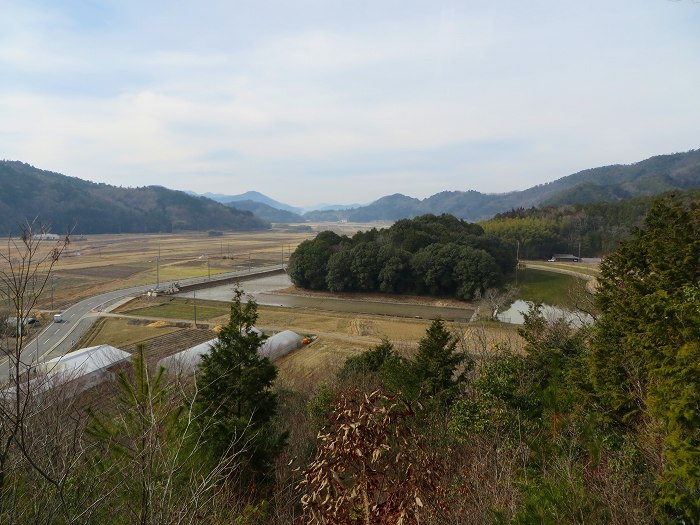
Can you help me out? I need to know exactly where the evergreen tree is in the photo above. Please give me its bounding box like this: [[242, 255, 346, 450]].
[[590, 194, 700, 521], [195, 287, 286, 485], [412, 319, 470, 404]]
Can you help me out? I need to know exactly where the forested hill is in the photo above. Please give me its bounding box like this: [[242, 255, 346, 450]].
[[225, 200, 304, 223], [481, 189, 700, 258], [0, 161, 270, 235], [303, 148, 700, 222]]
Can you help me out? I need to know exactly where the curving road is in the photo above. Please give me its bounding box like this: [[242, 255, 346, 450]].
[[1, 265, 285, 382]]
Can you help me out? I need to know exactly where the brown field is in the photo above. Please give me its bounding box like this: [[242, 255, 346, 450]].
[[94, 297, 525, 389], [8, 223, 387, 310], [3, 224, 526, 391], [77, 317, 182, 349], [2, 228, 326, 310]]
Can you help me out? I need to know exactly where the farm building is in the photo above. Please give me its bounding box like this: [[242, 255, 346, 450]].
[[157, 329, 302, 375], [1, 345, 131, 401], [258, 330, 303, 361], [157, 338, 217, 375], [37, 344, 131, 395]]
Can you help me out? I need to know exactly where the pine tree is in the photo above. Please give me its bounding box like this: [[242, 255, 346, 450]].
[[590, 194, 700, 521], [195, 287, 286, 485], [412, 319, 469, 404]]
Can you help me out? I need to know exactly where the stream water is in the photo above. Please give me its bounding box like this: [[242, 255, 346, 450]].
[[497, 299, 594, 327]]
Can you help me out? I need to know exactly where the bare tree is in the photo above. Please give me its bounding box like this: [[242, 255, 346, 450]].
[[479, 285, 519, 321], [0, 220, 69, 507]]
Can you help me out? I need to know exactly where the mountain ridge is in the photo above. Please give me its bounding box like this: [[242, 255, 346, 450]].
[[0, 161, 270, 235], [303, 148, 700, 221]]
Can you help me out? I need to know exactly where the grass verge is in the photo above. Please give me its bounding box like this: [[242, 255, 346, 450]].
[[515, 268, 585, 307]]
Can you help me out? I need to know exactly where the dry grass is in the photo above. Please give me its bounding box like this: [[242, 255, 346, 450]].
[[78, 317, 180, 348], [84, 298, 525, 390], [262, 307, 525, 389], [4, 229, 328, 309], [275, 338, 370, 390]]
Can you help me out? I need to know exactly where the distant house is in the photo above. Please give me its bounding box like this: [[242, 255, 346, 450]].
[[32, 233, 61, 241], [550, 254, 579, 262]]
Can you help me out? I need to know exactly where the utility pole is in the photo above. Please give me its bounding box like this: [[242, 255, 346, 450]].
[[515, 240, 520, 286], [50, 275, 56, 311], [578, 241, 581, 261], [207, 257, 211, 280], [156, 245, 161, 289], [193, 289, 197, 326], [248, 252, 251, 273]]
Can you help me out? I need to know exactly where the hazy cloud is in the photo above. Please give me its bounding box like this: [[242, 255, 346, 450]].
[[1, 0, 699, 205]]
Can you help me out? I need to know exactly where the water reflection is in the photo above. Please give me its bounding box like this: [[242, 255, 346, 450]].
[[497, 299, 593, 327]]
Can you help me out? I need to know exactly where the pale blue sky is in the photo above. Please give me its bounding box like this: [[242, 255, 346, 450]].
[[1, 0, 699, 206]]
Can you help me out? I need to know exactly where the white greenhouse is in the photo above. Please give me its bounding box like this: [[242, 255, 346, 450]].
[[157, 329, 303, 376], [38, 344, 132, 395]]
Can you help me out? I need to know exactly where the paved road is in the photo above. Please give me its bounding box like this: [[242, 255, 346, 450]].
[[1, 265, 285, 382]]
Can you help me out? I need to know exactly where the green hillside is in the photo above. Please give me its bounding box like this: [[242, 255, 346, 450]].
[[226, 200, 305, 223], [304, 148, 700, 222], [0, 161, 270, 235]]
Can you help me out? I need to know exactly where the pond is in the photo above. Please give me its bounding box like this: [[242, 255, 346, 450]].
[[497, 299, 594, 327]]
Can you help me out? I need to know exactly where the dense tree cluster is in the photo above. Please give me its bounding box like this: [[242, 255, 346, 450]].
[[289, 214, 516, 300], [481, 189, 700, 258]]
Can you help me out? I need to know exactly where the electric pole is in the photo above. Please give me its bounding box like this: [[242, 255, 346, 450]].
[[156, 245, 161, 289], [193, 289, 197, 326], [515, 240, 520, 286]]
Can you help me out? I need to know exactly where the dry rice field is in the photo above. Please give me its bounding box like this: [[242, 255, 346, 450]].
[[4, 224, 525, 390], [2, 228, 334, 311], [85, 298, 524, 389]]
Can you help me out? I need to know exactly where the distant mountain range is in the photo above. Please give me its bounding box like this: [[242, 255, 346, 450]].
[[225, 200, 304, 223], [0, 162, 269, 235], [188, 190, 304, 215], [3, 148, 698, 235], [302, 149, 700, 222], [187, 190, 364, 214]]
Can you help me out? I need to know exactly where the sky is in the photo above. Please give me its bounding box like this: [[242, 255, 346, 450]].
[[1, 0, 699, 208]]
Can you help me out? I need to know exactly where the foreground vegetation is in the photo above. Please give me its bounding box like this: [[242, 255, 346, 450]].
[[0, 193, 698, 523]]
